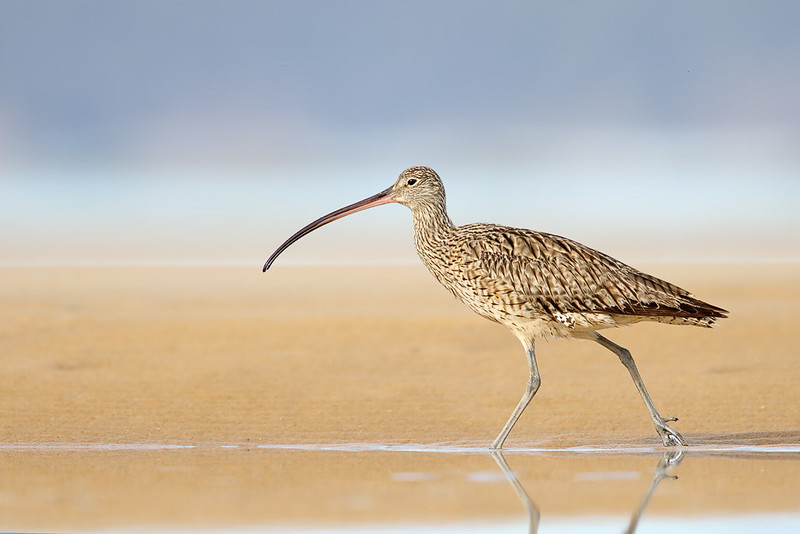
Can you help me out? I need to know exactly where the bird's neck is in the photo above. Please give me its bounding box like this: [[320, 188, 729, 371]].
[[411, 201, 455, 258]]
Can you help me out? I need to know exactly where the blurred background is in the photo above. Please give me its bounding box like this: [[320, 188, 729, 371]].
[[1, 0, 798, 266]]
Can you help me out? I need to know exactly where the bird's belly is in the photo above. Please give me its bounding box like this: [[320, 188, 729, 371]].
[[454, 285, 626, 340], [512, 311, 625, 340]]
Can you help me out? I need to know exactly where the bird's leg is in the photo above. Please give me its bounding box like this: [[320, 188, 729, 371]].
[[491, 341, 540, 449], [593, 332, 686, 447]]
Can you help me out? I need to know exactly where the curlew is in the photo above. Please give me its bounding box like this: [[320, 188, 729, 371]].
[[263, 166, 727, 448]]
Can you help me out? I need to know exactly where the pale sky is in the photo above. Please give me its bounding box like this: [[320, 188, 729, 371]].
[[1, 1, 798, 264]]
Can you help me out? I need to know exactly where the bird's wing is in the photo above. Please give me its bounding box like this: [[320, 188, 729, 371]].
[[458, 225, 724, 319]]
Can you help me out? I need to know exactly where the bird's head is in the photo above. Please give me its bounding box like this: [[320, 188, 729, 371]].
[[390, 166, 446, 211]]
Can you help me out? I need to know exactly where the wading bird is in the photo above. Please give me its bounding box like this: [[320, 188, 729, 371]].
[[263, 166, 727, 448]]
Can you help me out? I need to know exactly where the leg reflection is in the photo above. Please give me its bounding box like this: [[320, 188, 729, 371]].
[[490, 450, 540, 534], [490, 449, 684, 534], [625, 449, 684, 534]]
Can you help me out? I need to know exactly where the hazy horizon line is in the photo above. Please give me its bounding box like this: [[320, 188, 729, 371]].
[[2, 257, 798, 268]]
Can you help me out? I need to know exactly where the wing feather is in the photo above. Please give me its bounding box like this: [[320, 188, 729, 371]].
[[458, 225, 727, 322]]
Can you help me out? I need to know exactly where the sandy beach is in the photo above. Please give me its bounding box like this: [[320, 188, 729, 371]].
[[1, 262, 799, 531]]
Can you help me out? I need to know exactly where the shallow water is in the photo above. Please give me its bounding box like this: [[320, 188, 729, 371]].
[[2, 438, 799, 533]]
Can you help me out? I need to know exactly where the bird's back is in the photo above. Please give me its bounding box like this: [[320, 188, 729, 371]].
[[416, 222, 728, 338]]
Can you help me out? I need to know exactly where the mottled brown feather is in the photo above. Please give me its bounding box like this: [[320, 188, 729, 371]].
[[399, 166, 727, 337], [466, 226, 726, 321]]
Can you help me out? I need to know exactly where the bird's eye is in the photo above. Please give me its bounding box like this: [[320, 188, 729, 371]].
[[407, 178, 418, 186]]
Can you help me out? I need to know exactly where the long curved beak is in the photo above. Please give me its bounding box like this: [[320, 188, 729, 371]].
[[263, 186, 397, 271]]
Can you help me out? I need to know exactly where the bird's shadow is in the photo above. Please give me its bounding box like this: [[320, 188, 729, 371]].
[[491, 449, 684, 534]]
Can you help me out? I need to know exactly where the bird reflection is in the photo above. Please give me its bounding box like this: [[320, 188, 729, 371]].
[[491, 450, 540, 534], [624, 449, 684, 534], [491, 449, 684, 534]]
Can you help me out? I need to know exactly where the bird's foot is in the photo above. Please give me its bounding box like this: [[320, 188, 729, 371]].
[[655, 416, 686, 447]]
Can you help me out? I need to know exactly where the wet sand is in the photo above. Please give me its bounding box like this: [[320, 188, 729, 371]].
[[1, 263, 799, 531]]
